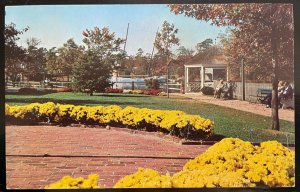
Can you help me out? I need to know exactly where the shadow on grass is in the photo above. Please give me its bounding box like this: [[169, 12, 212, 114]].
[[5, 98, 143, 106], [206, 134, 226, 141], [188, 133, 226, 142], [5, 90, 57, 96]]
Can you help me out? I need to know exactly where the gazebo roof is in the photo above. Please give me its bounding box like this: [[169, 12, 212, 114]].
[[184, 63, 226, 68], [184, 51, 227, 68]]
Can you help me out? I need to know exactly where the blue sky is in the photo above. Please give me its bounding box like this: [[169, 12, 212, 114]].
[[5, 4, 227, 56]]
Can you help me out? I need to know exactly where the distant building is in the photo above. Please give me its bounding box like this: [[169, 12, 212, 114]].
[[184, 50, 228, 93]]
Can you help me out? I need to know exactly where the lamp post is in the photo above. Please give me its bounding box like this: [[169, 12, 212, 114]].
[[166, 57, 172, 98], [115, 62, 121, 88], [241, 57, 245, 101]]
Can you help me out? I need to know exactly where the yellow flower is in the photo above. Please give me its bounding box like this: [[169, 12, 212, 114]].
[[5, 103, 10, 116], [114, 168, 172, 188], [45, 174, 102, 189]]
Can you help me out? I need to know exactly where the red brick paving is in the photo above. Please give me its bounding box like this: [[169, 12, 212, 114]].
[[6, 125, 210, 189]]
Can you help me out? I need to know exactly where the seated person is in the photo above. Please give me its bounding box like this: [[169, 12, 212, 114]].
[[279, 81, 293, 102], [278, 80, 285, 97], [223, 80, 235, 100], [260, 81, 285, 108], [214, 80, 225, 99]]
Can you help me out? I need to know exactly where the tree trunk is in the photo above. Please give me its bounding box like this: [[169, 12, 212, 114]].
[[166, 57, 172, 98], [270, 25, 280, 131], [271, 78, 279, 130]]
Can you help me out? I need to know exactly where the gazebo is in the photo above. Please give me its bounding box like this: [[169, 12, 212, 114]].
[[184, 63, 227, 93]]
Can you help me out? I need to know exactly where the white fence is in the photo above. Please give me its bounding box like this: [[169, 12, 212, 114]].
[[6, 81, 73, 88], [233, 82, 272, 101]]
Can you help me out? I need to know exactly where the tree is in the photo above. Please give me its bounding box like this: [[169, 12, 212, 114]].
[[154, 20, 180, 61], [45, 47, 60, 80], [73, 50, 111, 95], [24, 38, 47, 81], [195, 38, 214, 54], [131, 48, 151, 75], [154, 21, 180, 96], [174, 46, 194, 77], [169, 4, 293, 130], [73, 27, 125, 95], [5, 23, 28, 82], [57, 39, 83, 81], [219, 29, 293, 82]]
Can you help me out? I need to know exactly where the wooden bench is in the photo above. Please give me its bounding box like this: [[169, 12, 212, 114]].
[[249, 88, 272, 103]]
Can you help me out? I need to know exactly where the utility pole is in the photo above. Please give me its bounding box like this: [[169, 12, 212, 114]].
[[167, 57, 169, 98], [123, 23, 130, 52], [116, 23, 129, 88], [149, 27, 159, 77]]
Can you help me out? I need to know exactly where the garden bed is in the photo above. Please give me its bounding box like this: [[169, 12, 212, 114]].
[[44, 138, 295, 188], [5, 102, 214, 141]]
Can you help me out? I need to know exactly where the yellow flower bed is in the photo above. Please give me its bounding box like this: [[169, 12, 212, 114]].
[[114, 168, 172, 188], [45, 138, 294, 189], [5, 102, 214, 137], [45, 174, 102, 189], [176, 138, 295, 187], [128, 90, 144, 94]]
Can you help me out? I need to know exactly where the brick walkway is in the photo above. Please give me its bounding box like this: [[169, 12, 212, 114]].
[[6, 125, 210, 189]]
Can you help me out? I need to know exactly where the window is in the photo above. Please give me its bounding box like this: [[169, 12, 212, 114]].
[[213, 68, 226, 80]]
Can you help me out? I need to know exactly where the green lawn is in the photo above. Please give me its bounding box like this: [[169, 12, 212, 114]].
[[5, 92, 295, 144]]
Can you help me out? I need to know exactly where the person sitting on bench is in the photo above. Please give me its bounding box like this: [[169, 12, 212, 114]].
[[279, 81, 293, 102], [260, 81, 285, 108], [214, 80, 225, 99], [223, 80, 235, 100]]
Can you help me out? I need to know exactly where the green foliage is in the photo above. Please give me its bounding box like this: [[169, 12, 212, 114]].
[[45, 47, 59, 79], [195, 38, 214, 54], [73, 27, 125, 95], [24, 38, 47, 81], [72, 51, 112, 95], [57, 39, 83, 80], [5, 23, 28, 81]]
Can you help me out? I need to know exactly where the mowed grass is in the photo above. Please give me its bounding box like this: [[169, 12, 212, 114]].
[[5, 92, 295, 143]]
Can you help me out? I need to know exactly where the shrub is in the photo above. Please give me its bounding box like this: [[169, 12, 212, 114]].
[[158, 91, 167, 96], [114, 168, 172, 188], [145, 78, 160, 89], [45, 138, 295, 188], [128, 90, 144, 94], [45, 174, 103, 189], [105, 87, 123, 93], [95, 81, 112, 93], [201, 86, 215, 95], [174, 138, 295, 187], [143, 89, 161, 96], [5, 103, 214, 139], [112, 138, 295, 188]]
